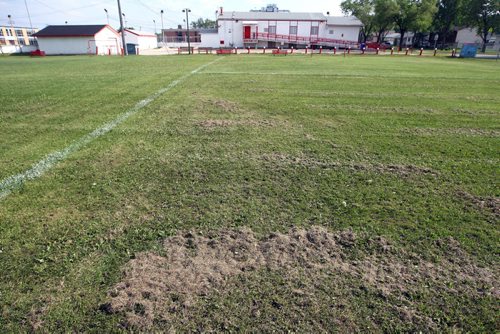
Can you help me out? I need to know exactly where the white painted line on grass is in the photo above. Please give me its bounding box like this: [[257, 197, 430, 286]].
[[0, 58, 223, 201]]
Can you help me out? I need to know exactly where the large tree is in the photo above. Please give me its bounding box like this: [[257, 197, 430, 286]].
[[433, 0, 462, 48], [191, 18, 216, 29], [461, 0, 500, 52], [391, 0, 437, 50], [341, 0, 376, 42], [373, 0, 398, 42]]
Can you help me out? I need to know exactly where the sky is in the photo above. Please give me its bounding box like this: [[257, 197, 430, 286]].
[[0, 0, 343, 32]]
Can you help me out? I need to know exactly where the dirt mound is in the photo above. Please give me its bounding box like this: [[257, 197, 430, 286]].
[[457, 190, 500, 217], [106, 227, 498, 330]]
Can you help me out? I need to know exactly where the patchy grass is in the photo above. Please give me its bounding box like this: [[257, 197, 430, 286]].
[[0, 54, 499, 332]]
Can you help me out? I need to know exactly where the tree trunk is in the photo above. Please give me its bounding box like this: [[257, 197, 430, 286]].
[[399, 29, 406, 51]]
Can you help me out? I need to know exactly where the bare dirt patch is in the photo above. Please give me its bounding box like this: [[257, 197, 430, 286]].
[[261, 153, 438, 177], [198, 119, 278, 129], [402, 127, 500, 137], [212, 99, 241, 113], [457, 190, 500, 217], [106, 227, 498, 330]]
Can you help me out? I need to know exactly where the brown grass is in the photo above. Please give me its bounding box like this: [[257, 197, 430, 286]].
[[105, 227, 498, 330]]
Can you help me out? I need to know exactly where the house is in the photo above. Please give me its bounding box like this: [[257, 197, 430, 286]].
[[33, 25, 121, 55], [455, 28, 498, 50], [0, 26, 38, 54], [122, 29, 157, 54], [216, 8, 362, 49]]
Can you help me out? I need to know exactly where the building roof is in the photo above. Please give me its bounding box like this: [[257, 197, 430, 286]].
[[218, 11, 326, 21], [326, 16, 362, 26], [124, 29, 156, 37], [33, 25, 115, 37], [198, 28, 218, 34]]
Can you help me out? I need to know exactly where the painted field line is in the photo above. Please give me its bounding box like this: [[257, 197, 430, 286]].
[[0, 58, 222, 201]]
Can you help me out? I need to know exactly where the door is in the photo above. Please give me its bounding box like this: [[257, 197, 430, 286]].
[[244, 26, 251, 39], [126, 43, 137, 55]]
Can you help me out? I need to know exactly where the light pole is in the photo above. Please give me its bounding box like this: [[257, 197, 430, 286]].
[[153, 19, 156, 34], [7, 15, 18, 46], [182, 8, 191, 54], [160, 9, 164, 46], [117, 0, 127, 55], [104, 8, 109, 25]]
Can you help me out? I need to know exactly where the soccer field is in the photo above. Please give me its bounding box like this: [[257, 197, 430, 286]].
[[0, 54, 498, 331]]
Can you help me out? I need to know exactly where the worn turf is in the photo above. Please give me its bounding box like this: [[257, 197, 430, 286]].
[[0, 54, 498, 332]]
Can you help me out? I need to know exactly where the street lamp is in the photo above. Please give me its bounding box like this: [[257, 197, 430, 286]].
[[182, 8, 191, 54], [160, 9, 164, 46], [122, 13, 127, 27], [153, 19, 156, 34], [104, 8, 109, 25]]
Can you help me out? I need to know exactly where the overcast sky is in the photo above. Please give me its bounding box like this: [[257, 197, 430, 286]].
[[0, 0, 343, 32]]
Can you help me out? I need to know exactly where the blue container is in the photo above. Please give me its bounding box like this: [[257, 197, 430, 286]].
[[460, 44, 478, 58]]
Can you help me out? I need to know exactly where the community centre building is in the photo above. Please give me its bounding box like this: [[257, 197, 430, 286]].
[[216, 8, 362, 49]]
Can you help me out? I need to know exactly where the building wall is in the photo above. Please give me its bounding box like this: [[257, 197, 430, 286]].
[[124, 31, 158, 50], [94, 28, 121, 55], [324, 25, 359, 41], [38, 28, 120, 55], [38, 37, 93, 55], [0, 26, 37, 46], [200, 32, 219, 48], [137, 36, 157, 50]]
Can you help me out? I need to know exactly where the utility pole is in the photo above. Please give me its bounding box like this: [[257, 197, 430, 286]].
[[160, 9, 164, 46], [7, 15, 18, 46], [182, 8, 191, 54], [24, 0, 34, 32], [117, 0, 127, 55], [104, 8, 109, 25]]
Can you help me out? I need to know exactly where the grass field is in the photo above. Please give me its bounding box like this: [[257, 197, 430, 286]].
[[0, 54, 499, 332]]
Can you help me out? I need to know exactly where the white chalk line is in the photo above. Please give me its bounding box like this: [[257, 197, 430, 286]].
[[0, 58, 223, 201]]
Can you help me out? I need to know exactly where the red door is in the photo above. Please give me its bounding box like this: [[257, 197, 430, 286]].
[[244, 26, 251, 39]]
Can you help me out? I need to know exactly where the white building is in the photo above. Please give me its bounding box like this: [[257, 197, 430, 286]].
[[217, 9, 362, 49], [34, 25, 121, 55], [455, 28, 498, 50], [122, 29, 157, 54]]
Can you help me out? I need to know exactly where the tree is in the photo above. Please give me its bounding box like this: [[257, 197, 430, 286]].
[[461, 0, 500, 52], [341, 0, 376, 42], [433, 0, 462, 48], [373, 0, 398, 42], [191, 18, 216, 29], [390, 0, 437, 50]]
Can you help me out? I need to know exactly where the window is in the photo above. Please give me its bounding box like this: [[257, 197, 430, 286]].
[[329, 29, 334, 35], [289, 26, 297, 35], [16, 29, 24, 37], [268, 26, 276, 34], [0, 30, 3, 36], [310, 26, 319, 35]]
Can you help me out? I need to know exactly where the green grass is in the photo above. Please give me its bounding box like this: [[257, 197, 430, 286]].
[[0, 54, 499, 332]]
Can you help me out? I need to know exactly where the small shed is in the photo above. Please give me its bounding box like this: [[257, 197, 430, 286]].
[[122, 29, 157, 54], [33, 25, 121, 55]]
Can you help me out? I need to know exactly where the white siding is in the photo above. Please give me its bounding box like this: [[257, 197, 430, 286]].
[[200, 32, 219, 48], [37, 27, 121, 55], [37, 37, 95, 55]]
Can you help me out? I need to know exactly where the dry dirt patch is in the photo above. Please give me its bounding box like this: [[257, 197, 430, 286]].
[[105, 227, 498, 330], [261, 153, 438, 177], [457, 190, 500, 217], [198, 119, 278, 129], [402, 127, 500, 137]]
